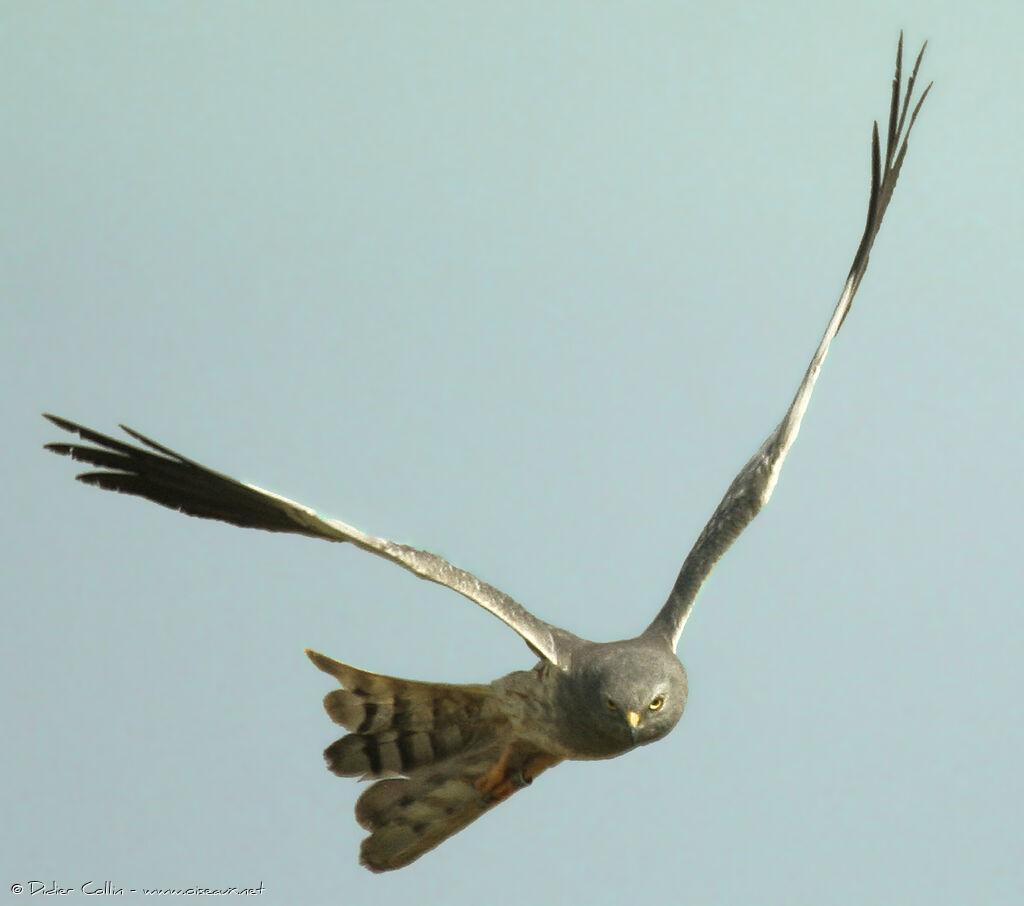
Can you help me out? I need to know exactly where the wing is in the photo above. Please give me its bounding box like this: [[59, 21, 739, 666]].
[[645, 35, 931, 650], [43, 414, 576, 665]]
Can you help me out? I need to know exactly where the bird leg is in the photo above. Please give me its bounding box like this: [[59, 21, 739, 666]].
[[475, 747, 560, 802]]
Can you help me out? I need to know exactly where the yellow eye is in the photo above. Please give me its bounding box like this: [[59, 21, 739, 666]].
[[604, 697, 617, 711], [649, 695, 665, 712]]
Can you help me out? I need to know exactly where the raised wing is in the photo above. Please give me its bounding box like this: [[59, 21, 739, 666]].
[[43, 414, 576, 666], [645, 35, 931, 650]]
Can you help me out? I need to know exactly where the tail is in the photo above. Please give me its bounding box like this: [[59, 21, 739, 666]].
[[306, 649, 560, 871]]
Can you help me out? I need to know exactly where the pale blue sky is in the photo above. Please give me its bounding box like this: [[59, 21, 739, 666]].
[[3, 3, 1022, 904]]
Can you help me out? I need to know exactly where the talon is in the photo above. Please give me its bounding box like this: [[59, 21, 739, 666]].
[[523, 753, 559, 782]]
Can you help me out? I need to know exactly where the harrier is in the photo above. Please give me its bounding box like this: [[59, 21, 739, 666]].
[[45, 35, 929, 872]]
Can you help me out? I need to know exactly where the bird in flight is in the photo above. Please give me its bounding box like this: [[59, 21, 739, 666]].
[[44, 35, 929, 873]]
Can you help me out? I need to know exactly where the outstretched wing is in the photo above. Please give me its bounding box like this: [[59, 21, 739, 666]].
[[43, 414, 575, 665], [646, 35, 931, 650]]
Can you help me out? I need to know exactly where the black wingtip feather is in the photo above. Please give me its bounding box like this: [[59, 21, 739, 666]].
[[43, 413, 331, 537], [117, 423, 198, 465], [887, 34, 903, 169], [43, 413, 80, 434], [848, 35, 930, 289]]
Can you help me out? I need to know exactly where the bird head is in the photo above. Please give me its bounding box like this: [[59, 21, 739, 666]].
[[560, 638, 688, 756]]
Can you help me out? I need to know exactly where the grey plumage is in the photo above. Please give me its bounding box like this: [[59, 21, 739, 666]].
[[43, 35, 930, 873]]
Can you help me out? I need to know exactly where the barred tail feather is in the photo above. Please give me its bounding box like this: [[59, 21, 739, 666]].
[[356, 744, 504, 871], [305, 648, 498, 777], [306, 648, 561, 871], [356, 740, 560, 872]]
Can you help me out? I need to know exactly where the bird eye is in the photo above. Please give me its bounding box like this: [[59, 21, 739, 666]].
[[649, 695, 665, 711], [604, 697, 617, 711]]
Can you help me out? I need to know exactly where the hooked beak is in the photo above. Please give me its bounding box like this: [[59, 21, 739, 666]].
[[626, 710, 641, 729]]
